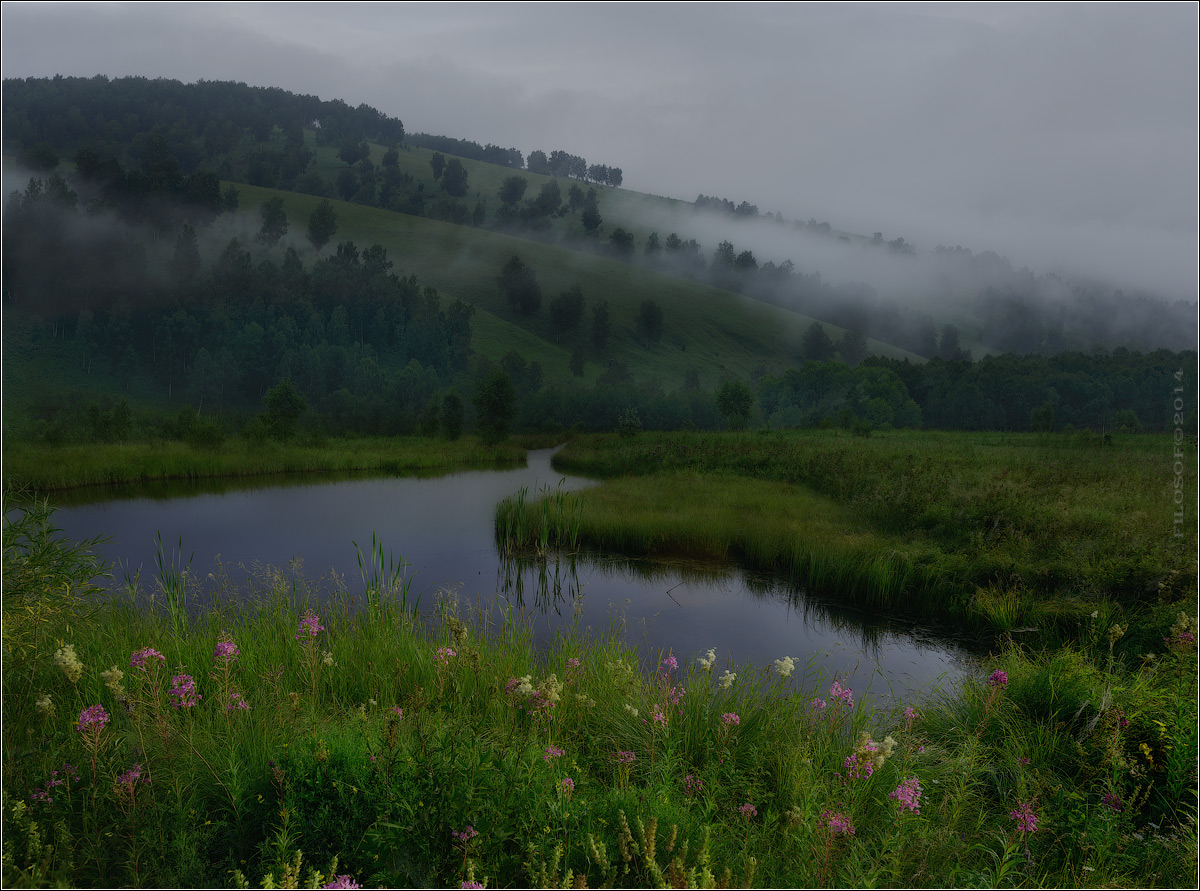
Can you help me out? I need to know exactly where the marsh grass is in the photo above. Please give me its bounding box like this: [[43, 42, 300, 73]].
[[3, 506, 1196, 888], [1, 436, 527, 494]]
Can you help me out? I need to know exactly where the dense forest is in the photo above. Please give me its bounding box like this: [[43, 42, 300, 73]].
[[2, 75, 1195, 444]]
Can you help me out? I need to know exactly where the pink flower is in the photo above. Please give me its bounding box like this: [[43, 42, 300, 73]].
[[213, 636, 240, 665], [295, 611, 325, 641], [227, 692, 250, 711], [889, 776, 922, 815], [168, 674, 201, 709], [390, 706, 404, 718], [566, 657, 582, 673], [435, 646, 456, 666], [76, 704, 109, 734], [129, 647, 165, 671], [739, 802, 757, 818], [115, 764, 143, 786], [1010, 800, 1039, 832], [843, 751, 874, 780], [560, 777, 575, 792], [543, 745, 565, 762], [321, 876, 361, 889], [829, 680, 854, 708], [461, 883, 484, 890], [660, 652, 678, 673], [822, 809, 855, 835], [452, 825, 479, 843], [988, 669, 1009, 688], [615, 750, 636, 765], [684, 774, 703, 795], [721, 712, 740, 726], [1102, 793, 1123, 812]]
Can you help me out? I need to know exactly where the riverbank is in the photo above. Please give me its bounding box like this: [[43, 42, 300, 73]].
[[1, 435, 535, 493], [496, 429, 1197, 635], [3, 505, 1196, 887]]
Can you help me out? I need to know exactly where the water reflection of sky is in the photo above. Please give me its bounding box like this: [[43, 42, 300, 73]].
[[50, 448, 989, 706]]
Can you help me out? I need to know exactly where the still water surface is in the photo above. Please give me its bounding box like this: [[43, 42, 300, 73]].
[[51, 448, 989, 705]]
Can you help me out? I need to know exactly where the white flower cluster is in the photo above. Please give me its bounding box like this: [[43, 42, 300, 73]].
[[101, 666, 126, 698], [773, 656, 796, 679], [718, 670, 737, 690], [697, 648, 717, 673], [624, 703, 640, 718], [35, 694, 55, 717], [54, 644, 83, 684]]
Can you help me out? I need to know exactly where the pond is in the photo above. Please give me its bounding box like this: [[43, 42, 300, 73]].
[[49, 447, 990, 705]]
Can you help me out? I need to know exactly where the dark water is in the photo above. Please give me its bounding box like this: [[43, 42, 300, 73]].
[[49, 447, 988, 705]]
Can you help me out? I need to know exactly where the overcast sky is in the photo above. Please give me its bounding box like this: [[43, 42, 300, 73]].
[[2, 1, 1196, 299]]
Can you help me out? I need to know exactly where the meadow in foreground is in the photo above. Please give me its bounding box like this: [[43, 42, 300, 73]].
[[3, 499, 1196, 888]]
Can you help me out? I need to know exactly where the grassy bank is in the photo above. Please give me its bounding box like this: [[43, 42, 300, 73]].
[[1, 436, 529, 493], [3, 501, 1196, 888], [495, 429, 1197, 632]]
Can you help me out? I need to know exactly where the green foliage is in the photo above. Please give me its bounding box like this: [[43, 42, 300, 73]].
[[497, 255, 542, 315], [306, 199, 338, 251], [715, 380, 753, 430], [263, 379, 308, 441], [256, 196, 289, 247], [637, 299, 664, 344], [441, 159, 468, 197], [441, 391, 465, 441], [473, 370, 517, 445]]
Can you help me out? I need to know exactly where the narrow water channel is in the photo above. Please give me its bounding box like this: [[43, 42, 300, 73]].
[[49, 447, 989, 705]]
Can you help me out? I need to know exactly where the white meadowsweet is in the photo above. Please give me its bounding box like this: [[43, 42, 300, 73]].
[[322, 651, 336, 667], [697, 648, 717, 672], [54, 644, 84, 684], [718, 670, 737, 690], [101, 666, 126, 697], [624, 703, 640, 718], [773, 656, 796, 679], [35, 694, 55, 717]]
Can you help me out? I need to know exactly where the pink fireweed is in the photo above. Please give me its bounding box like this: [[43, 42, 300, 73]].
[[76, 704, 109, 734], [29, 763, 81, 805], [721, 712, 740, 726], [889, 776, 922, 815], [1010, 800, 1039, 833], [435, 646, 457, 667], [227, 692, 251, 711], [615, 750, 637, 765], [566, 657, 582, 673], [321, 877, 361, 890], [295, 611, 325, 641], [168, 674, 201, 708], [212, 635, 240, 665], [828, 680, 854, 708], [390, 706, 404, 718], [1102, 793, 1123, 812], [452, 825, 479, 844], [843, 751, 875, 781], [739, 803, 757, 818], [659, 652, 678, 674], [543, 745, 565, 762], [822, 809, 855, 835], [129, 647, 165, 671], [684, 774, 703, 796], [559, 777, 575, 793], [115, 764, 143, 787], [988, 669, 1009, 688]]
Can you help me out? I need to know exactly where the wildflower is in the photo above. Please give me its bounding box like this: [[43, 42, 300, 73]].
[[739, 803, 757, 818], [322, 651, 336, 667], [321, 877, 361, 889], [829, 679, 854, 708], [101, 666, 126, 698], [538, 674, 563, 704], [718, 670, 736, 690], [903, 706, 918, 722], [543, 745, 566, 762], [822, 809, 855, 835], [624, 703, 640, 718], [435, 646, 456, 667], [660, 652, 678, 673], [1018, 756, 1030, 766], [76, 704, 109, 734], [889, 776, 922, 815], [843, 751, 874, 780], [35, 694, 55, 718], [130, 647, 165, 671], [773, 656, 796, 678], [367, 698, 377, 707], [809, 697, 827, 714], [560, 777, 575, 793], [665, 684, 685, 707], [115, 764, 143, 787], [227, 692, 251, 711], [651, 705, 668, 727], [1009, 800, 1039, 833], [722, 712, 740, 726], [295, 611, 324, 641], [452, 825, 479, 844], [54, 645, 84, 684], [988, 669, 1009, 688], [169, 674, 201, 709], [615, 750, 636, 765], [213, 634, 240, 665], [390, 706, 403, 718], [461, 883, 485, 890], [684, 774, 703, 796], [574, 693, 597, 707], [566, 657, 582, 673], [1102, 793, 1123, 812], [697, 648, 716, 672], [445, 615, 469, 647]]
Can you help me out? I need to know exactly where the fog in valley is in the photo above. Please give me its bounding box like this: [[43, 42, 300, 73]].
[[3, 2, 1196, 332]]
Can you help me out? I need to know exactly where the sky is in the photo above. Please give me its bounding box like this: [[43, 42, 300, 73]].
[[2, 1, 1197, 300]]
